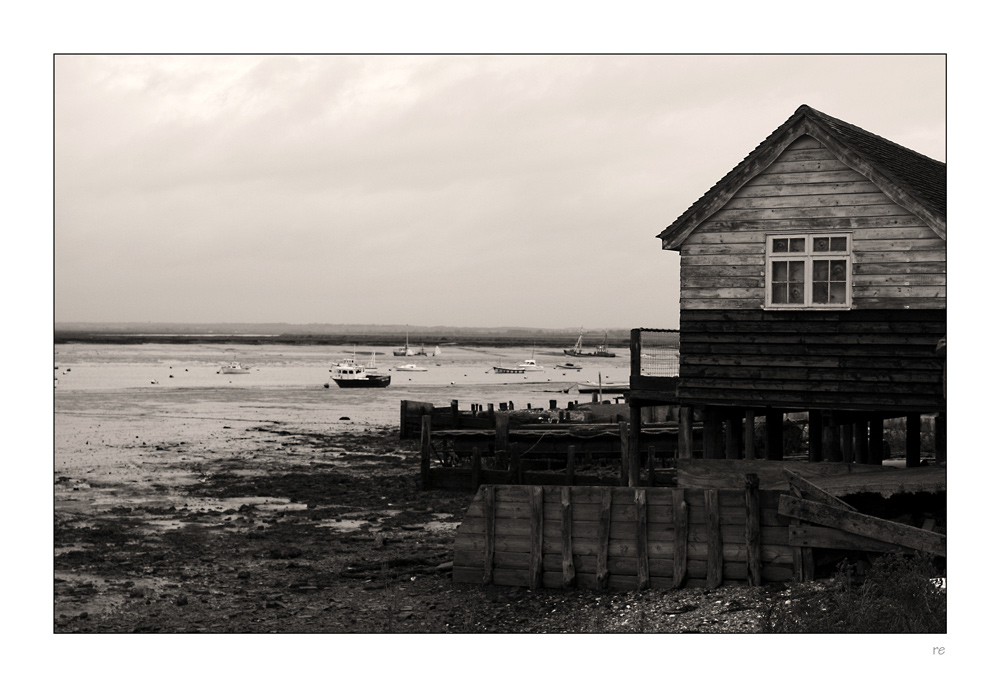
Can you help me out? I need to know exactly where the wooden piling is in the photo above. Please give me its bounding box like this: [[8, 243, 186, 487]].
[[869, 416, 884, 465], [744, 409, 756, 460], [906, 413, 922, 467], [808, 410, 823, 462], [450, 399, 460, 429], [745, 473, 762, 586], [704, 407, 723, 459], [679, 406, 693, 461], [853, 420, 869, 464], [647, 446, 656, 486], [628, 405, 642, 487], [765, 409, 783, 461], [725, 411, 742, 460]]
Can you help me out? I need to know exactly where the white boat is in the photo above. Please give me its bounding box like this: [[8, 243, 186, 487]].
[[517, 359, 544, 372], [432, 346, 442, 357], [330, 357, 391, 388], [395, 363, 428, 372], [220, 360, 251, 374]]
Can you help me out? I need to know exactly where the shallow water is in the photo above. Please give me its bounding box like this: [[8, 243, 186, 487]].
[[54, 342, 633, 426]]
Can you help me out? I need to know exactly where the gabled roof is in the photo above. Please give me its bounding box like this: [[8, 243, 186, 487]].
[[657, 104, 946, 249]]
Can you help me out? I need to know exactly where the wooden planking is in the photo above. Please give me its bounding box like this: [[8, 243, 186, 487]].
[[789, 525, 919, 554], [745, 474, 762, 586], [778, 495, 946, 557], [454, 485, 797, 591], [560, 487, 575, 588], [675, 309, 945, 411], [672, 488, 688, 588]]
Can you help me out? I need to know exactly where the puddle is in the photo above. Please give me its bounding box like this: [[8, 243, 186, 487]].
[[318, 519, 372, 532], [317, 509, 402, 532]]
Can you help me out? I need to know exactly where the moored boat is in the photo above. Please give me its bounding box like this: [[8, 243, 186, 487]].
[[220, 360, 251, 374], [556, 362, 583, 370], [395, 363, 428, 372], [330, 357, 391, 388], [564, 331, 616, 358]]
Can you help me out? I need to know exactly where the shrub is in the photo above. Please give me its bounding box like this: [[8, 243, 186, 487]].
[[761, 552, 946, 633]]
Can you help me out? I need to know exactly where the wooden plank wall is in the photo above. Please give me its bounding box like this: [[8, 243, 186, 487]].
[[453, 485, 795, 590], [678, 309, 945, 411], [678, 135, 946, 311]]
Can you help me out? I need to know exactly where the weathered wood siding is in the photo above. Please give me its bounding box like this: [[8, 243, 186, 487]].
[[678, 309, 945, 412], [453, 485, 795, 590], [678, 135, 946, 311]]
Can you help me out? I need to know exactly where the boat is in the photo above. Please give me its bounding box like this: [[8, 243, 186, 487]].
[[492, 365, 525, 374], [517, 359, 544, 372], [564, 331, 617, 358], [220, 360, 251, 374], [330, 357, 391, 388], [556, 362, 583, 370], [577, 380, 629, 393], [393, 331, 416, 356], [432, 346, 442, 357], [395, 363, 428, 372]]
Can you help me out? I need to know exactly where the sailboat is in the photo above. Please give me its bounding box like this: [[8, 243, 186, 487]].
[[393, 330, 416, 357]]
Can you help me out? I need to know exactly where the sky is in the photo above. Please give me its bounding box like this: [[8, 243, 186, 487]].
[[54, 54, 946, 330]]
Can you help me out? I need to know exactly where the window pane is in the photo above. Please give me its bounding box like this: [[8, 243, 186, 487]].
[[813, 236, 830, 252], [813, 261, 829, 280], [813, 283, 828, 303], [789, 238, 805, 252], [789, 284, 804, 303], [830, 283, 846, 303], [773, 238, 788, 252], [830, 260, 847, 281], [830, 236, 847, 251], [789, 261, 804, 282], [773, 262, 787, 281], [773, 284, 787, 303]]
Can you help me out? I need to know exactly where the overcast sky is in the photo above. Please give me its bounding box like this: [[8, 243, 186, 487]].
[[54, 54, 945, 329]]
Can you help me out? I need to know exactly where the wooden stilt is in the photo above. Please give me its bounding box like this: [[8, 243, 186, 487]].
[[765, 409, 783, 461], [704, 407, 723, 460], [679, 406, 693, 461], [420, 415, 431, 490], [628, 405, 642, 487], [705, 489, 722, 589], [744, 410, 756, 460], [528, 486, 543, 590], [869, 416, 884, 465], [935, 413, 946, 464], [483, 485, 495, 584], [596, 489, 612, 590], [725, 409, 742, 460], [906, 413, 922, 467], [854, 420, 869, 465], [808, 410, 823, 462]]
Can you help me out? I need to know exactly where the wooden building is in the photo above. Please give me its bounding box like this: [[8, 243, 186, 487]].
[[628, 104, 945, 471]]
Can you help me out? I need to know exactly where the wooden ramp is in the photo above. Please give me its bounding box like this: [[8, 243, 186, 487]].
[[453, 484, 796, 590]]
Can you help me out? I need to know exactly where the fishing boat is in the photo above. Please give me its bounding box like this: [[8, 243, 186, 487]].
[[330, 357, 391, 388], [395, 363, 428, 372], [564, 331, 616, 358], [517, 359, 544, 372], [556, 362, 583, 370], [492, 364, 525, 374], [220, 360, 251, 374]]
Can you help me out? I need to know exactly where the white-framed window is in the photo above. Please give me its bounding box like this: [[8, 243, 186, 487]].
[[765, 233, 852, 309]]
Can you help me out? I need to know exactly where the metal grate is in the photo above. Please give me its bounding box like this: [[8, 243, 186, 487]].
[[637, 329, 679, 377]]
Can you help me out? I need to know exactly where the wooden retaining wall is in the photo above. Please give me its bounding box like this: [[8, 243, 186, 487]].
[[453, 483, 795, 590]]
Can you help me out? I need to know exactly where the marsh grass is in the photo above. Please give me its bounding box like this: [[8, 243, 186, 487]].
[[762, 552, 946, 633]]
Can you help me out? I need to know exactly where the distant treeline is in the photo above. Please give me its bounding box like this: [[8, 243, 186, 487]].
[[53, 325, 645, 349]]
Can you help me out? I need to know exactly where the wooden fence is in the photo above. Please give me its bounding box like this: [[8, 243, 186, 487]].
[[453, 481, 795, 590]]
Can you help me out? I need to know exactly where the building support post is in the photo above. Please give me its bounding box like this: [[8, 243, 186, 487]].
[[725, 409, 743, 459], [935, 412, 946, 464], [808, 410, 823, 462], [744, 409, 756, 460], [679, 406, 693, 461], [628, 404, 642, 487], [906, 413, 922, 467], [765, 409, 784, 461], [704, 406, 724, 460], [869, 415, 884, 465]]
